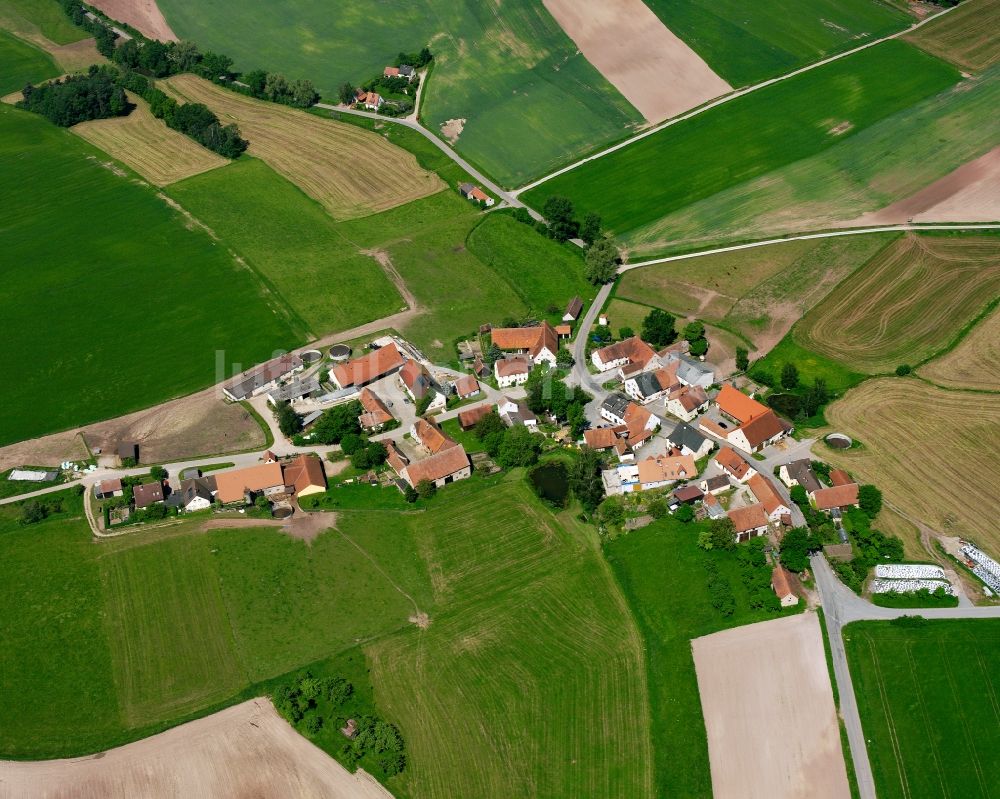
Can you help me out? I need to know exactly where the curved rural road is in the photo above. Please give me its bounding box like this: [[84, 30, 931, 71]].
[[512, 2, 967, 196], [812, 554, 1000, 799]]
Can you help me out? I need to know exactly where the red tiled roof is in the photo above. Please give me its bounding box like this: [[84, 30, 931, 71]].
[[490, 322, 557, 360], [748, 474, 788, 516], [133, 481, 164, 508], [404, 445, 469, 486], [214, 462, 284, 504], [715, 447, 752, 479], [555, 324, 572, 336], [458, 403, 493, 430], [736, 409, 785, 448], [812, 483, 859, 510], [495, 356, 531, 377], [583, 428, 619, 449], [728, 503, 769, 533], [637, 454, 697, 484], [772, 565, 795, 598], [593, 336, 656, 369], [716, 385, 769, 424], [455, 374, 480, 398], [358, 388, 393, 428], [669, 384, 707, 412], [413, 418, 456, 454], [470, 187, 490, 202], [829, 468, 853, 486], [384, 66, 400, 77], [332, 344, 404, 388], [283, 454, 326, 495]]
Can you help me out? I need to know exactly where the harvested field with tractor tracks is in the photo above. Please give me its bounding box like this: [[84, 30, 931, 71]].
[[905, 0, 1000, 71], [919, 304, 1000, 391]]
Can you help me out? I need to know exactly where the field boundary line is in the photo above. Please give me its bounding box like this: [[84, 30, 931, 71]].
[[332, 525, 425, 621], [512, 2, 965, 196], [867, 636, 911, 799], [940, 640, 988, 797], [904, 642, 950, 798]]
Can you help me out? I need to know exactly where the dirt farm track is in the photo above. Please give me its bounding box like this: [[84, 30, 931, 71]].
[[692, 612, 850, 799], [0, 699, 395, 799]]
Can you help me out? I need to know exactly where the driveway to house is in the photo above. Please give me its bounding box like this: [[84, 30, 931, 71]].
[[812, 553, 1000, 799]]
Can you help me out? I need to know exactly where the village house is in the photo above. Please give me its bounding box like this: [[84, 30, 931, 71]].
[[495, 355, 532, 388], [583, 426, 633, 462], [358, 388, 394, 431], [624, 363, 679, 404], [358, 90, 383, 110], [617, 453, 698, 492], [748, 474, 792, 523], [331, 342, 405, 389], [262, 450, 278, 464], [384, 64, 415, 81], [282, 454, 327, 498], [454, 374, 481, 399], [213, 462, 286, 505], [829, 468, 854, 486], [458, 403, 493, 430], [673, 355, 715, 388], [94, 478, 123, 499], [811, 483, 860, 513], [399, 360, 445, 411], [599, 394, 660, 448], [664, 421, 713, 459], [727, 503, 770, 542], [591, 336, 657, 378], [396, 444, 471, 488], [664, 384, 710, 421], [458, 183, 495, 206], [497, 395, 538, 429], [699, 474, 731, 495], [490, 322, 558, 367], [133, 481, 164, 509], [779, 459, 822, 494], [772, 565, 799, 607], [712, 384, 789, 453], [702, 491, 726, 519], [223, 353, 304, 402], [672, 484, 704, 506], [165, 477, 216, 513], [714, 447, 757, 483], [412, 417, 457, 455], [563, 296, 583, 322], [266, 375, 320, 406], [471, 355, 489, 377]]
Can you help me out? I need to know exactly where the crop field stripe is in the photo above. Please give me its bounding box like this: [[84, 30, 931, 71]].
[[939, 642, 988, 796], [903, 643, 949, 798], [865, 636, 911, 799]]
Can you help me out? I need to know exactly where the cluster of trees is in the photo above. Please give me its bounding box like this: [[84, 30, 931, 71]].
[[340, 434, 388, 470], [272, 672, 406, 778], [307, 401, 363, 445], [738, 537, 782, 612], [273, 400, 303, 437], [241, 70, 318, 108], [17, 67, 128, 126], [752, 362, 833, 421], [641, 309, 677, 348], [527, 196, 618, 285], [19, 494, 65, 526], [735, 346, 750, 372], [703, 556, 735, 617], [523, 369, 591, 437], [338, 47, 432, 115], [472, 411, 542, 468], [568, 448, 605, 514], [681, 320, 709, 358], [778, 526, 821, 572], [697, 517, 737, 552]]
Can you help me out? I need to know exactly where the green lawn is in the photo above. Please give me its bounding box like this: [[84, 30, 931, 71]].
[[0, 0, 88, 45], [156, 0, 642, 186], [364, 475, 653, 799], [603, 515, 802, 797], [0, 26, 56, 94], [644, 0, 910, 86], [166, 158, 403, 338], [0, 106, 299, 446], [844, 619, 1000, 799], [750, 334, 868, 394], [523, 41, 960, 235]]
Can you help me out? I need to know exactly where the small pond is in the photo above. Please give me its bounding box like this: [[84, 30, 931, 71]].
[[529, 461, 569, 508]]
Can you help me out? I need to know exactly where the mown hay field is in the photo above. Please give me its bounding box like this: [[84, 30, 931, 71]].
[[905, 0, 1000, 71], [72, 92, 228, 186], [919, 304, 1000, 390], [643, 0, 910, 86], [156, 0, 642, 187], [625, 66, 1000, 255], [824, 378, 1000, 554], [159, 74, 442, 219], [365, 477, 653, 799], [0, 105, 298, 446], [794, 235, 1000, 374], [167, 158, 404, 338], [844, 619, 1000, 799], [523, 42, 960, 234], [618, 233, 894, 354]]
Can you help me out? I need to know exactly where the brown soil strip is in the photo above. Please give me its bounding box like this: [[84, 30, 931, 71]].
[[88, 0, 177, 41]]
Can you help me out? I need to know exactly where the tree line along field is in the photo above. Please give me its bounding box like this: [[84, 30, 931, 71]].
[[918, 304, 1000, 391], [0, 476, 654, 799], [159, 74, 443, 220], [844, 619, 1000, 799], [522, 41, 960, 235], [642, 0, 911, 86], [904, 0, 1000, 71], [155, 0, 642, 187], [624, 63, 1000, 255], [0, 105, 300, 446]]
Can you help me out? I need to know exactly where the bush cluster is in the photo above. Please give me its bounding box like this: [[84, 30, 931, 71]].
[[17, 67, 127, 126]]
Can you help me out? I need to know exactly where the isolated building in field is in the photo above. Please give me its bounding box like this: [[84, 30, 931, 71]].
[[223, 354, 304, 401], [331, 343, 405, 389], [495, 355, 532, 388], [490, 322, 559, 367]]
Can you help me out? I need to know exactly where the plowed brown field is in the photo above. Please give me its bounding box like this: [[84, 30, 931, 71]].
[[824, 378, 1000, 553], [160, 74, 443, 219]]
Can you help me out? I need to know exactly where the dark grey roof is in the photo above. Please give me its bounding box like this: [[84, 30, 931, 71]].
[[601, 393, 630, 419], [634, 371, 663, 399], [118, 442, 138, 460], [564, 296, 583, 319], [399, 64, 414, 76], [676, 356, 713, 385], [704, 474, 730, 491], [270, 376, 320, 402], [166, 477, 215, 508], [459, 182, 474, 194], [666, 421, 707, 453], [783, 459, 821, 493]]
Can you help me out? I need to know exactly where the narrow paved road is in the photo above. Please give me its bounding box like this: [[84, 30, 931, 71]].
[[812, 554, 1000, 799], [567, 282, 614, 425], [513, 2, 966, 196]]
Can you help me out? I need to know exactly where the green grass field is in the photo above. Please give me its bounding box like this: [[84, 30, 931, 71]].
[[0, 26, 56, 93], [157, 0, 641, 186], [626, 65, 1000, 255], [523, 41, 960, 234], [604, 514, 802, 796], [643, 0, 910, 86], [364, 475, 653, 798], [0, 0, 88, 46], [844, 619, 1000, 799], [0, 106, 299, 446], [167, 158, 404, 338]]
